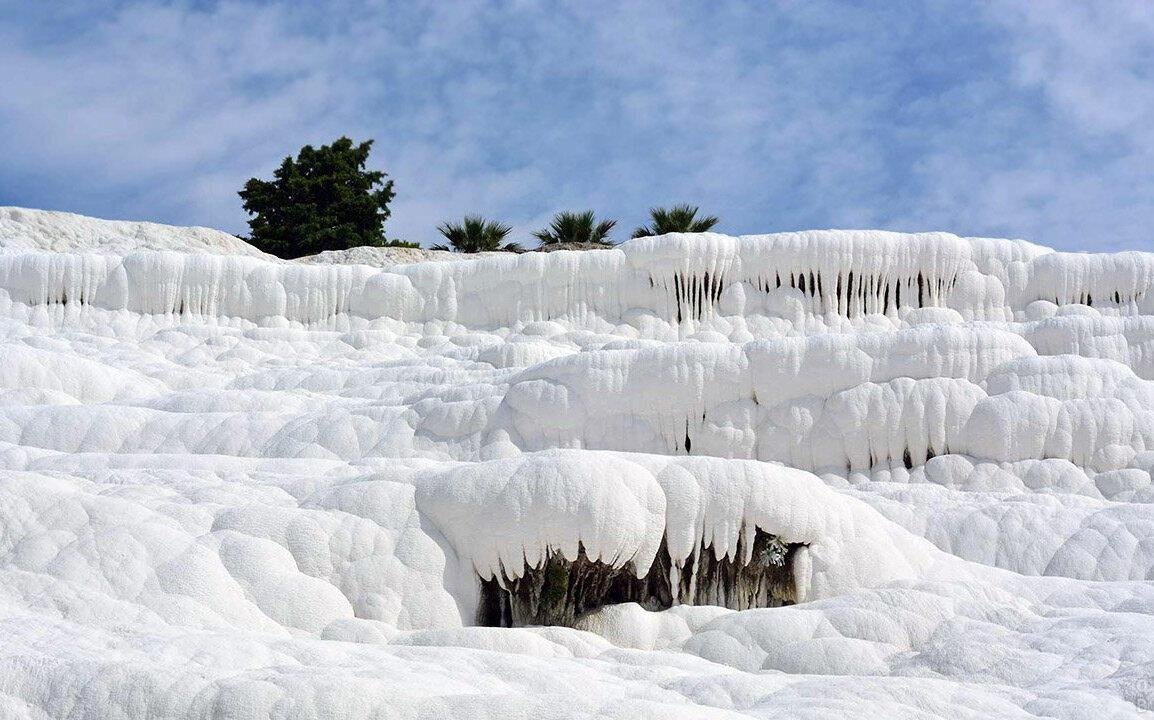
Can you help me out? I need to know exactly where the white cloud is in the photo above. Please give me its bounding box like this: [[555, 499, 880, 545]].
[[890, 0, 1154, 249], [0, 0, 1151, 250]]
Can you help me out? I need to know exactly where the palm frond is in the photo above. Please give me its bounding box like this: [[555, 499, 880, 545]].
[[437, 215, 515, 252], [635, 204, 720, 237], [592, 219, 617, 244], [533, 210, 616, 246]]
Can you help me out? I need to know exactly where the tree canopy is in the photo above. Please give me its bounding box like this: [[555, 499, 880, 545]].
[[238, 137, 396, 258], [631, 204, 719, 239], [532, 211, 616, 246], [433, 216, 522, 253]]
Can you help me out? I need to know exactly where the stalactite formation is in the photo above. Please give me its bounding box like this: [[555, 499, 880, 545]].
[[655, 266, 968, 326], [748, 268, 960, 319], [662, 270, 728, 323], [477, 530, 800, 628], [6, 211, 1154, 716]]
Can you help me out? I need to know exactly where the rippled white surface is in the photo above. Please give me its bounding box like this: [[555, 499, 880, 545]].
[[1, 209, 1152, 718]]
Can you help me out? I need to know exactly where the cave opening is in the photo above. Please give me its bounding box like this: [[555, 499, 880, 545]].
[[477, 529, 802, 628]]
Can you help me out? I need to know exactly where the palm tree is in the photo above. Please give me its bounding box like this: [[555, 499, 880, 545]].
[[432, 215, 523, 253], [631, 204, 719, 239], [532, 211, 616, 247]]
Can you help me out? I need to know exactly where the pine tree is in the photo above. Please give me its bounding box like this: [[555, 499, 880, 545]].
[[238, 137, 396, 258]]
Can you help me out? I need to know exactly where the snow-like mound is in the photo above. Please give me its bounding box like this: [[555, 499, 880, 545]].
[[0, 207, 276, 258], [0, 206, 527, 268], [0, 212, 1152, 718], [297, 245, 507, 266]]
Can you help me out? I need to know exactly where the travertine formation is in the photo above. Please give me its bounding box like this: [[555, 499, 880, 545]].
[[0, 207, 1152, 718]]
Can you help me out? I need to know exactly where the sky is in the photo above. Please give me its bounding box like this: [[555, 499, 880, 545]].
[[0, 0, 1151, 251]]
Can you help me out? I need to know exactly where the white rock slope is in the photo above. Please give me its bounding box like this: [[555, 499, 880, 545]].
[[0, 210, 1152, 718]]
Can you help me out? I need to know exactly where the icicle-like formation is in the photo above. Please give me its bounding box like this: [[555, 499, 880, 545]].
[[4, 210, 1154, 718], [0, 228, 1149, 331], [729, 230, 971, 319], [1026, 251, 1154, 312], [476, 530, 799, 628], [494, 326, 1034, 471], [414, 451, 947, 617]]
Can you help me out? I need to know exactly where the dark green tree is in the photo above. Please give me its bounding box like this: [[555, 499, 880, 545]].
[[532, 210, 616, 246], [238, 137, 396, 258], [432, 216, 523, 253], [631, 204, 719, 239]]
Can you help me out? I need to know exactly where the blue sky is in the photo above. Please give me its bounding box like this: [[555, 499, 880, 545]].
[[1, 0, 1151, 251]]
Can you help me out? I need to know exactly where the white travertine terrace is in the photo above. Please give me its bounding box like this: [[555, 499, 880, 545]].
[[1, 208, 1153, 718]]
